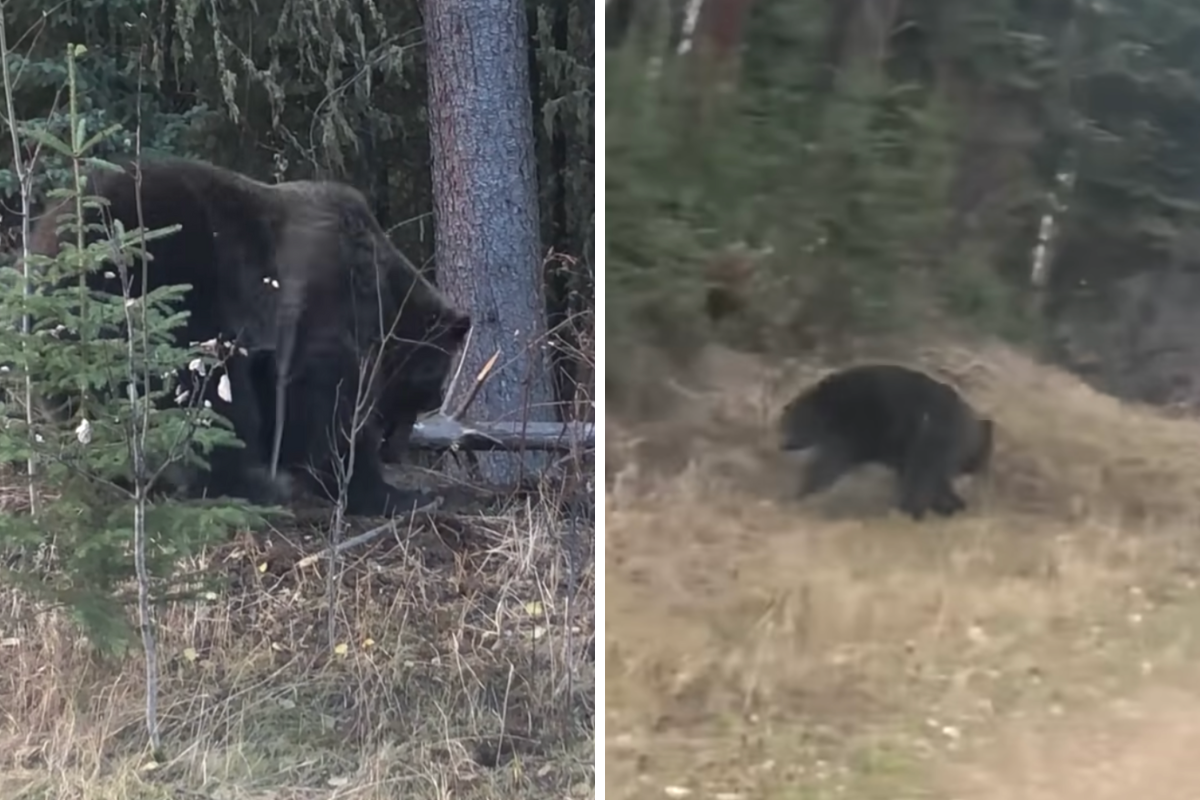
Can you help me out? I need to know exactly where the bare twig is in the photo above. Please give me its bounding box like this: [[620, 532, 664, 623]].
[[438, 323, 474, 417], [452, 348, 500, 420], [125, 47, 164, 755], [0, 11, 39, 517], [294, 496, 442, 570]]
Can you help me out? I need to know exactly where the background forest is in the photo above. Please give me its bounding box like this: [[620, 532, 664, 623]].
[[608, 0, 1200, 409], [1, 0, 594, 427], [0, 2, 594, 799]]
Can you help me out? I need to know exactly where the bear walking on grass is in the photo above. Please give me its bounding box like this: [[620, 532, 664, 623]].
[[778, 364, 994, 520]]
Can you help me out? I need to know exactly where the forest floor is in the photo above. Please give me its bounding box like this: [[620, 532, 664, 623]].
[[0, 486, 594, 799], [607, 342, 1200, 800]]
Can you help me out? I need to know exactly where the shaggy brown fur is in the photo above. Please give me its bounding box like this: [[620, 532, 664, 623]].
[[779, 364, 993, 520], [30, 157, 470, 516]]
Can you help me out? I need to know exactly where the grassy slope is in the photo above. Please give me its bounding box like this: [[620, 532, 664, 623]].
[[1, 504, 595, 800], [607, 342, 1200, 800]]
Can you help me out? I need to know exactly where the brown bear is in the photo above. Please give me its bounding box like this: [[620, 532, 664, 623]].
[[779, 363, 993, 520], [29, 156, 470, 516]]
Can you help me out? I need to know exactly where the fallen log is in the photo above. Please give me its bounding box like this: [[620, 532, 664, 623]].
[[408, 414, 594, 452]]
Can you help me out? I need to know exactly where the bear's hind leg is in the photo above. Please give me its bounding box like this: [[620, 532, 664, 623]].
[[897, 419, 955, 521], [929, 481, 967, 517], [199, 351, 290, 507], [343, 437, 435, 517], [280, 356, 435, 516]]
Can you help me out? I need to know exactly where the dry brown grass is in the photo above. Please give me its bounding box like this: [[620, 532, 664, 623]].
[[1, 498, 595, 800], [607, 341, 1200, 800]]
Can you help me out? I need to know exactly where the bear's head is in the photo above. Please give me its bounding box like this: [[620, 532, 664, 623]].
[[390, 306, 472, 416]]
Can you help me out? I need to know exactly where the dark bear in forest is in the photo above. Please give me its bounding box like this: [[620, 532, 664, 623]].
[[29, 156, 471, 516], [778, 363, 993, 520]]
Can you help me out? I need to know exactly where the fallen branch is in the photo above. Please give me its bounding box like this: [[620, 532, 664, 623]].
[[438, 324, 475, 417], [409, 413, 594, 452], [452, 349, 499, 420], [293, 496, 442, 570]]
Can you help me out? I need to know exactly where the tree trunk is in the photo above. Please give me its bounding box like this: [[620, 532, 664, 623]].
[[932, 3, 1077, 294], [814, 0, 902, 150], [423, 0, 554, 486], [818, 0, 901, 97], [683, 0, 755, 127]]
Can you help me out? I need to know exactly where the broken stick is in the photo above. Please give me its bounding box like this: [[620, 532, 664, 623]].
[[293, 496, 443, 570]]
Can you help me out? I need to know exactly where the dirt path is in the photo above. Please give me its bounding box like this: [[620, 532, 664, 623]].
[[941, 683, 1200, 800]]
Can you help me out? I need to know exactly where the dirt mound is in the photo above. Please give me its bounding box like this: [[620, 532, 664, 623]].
[[610, 340, 1200, 523]]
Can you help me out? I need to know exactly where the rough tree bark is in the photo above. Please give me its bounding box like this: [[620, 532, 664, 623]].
[[423, 0, 556, 486]]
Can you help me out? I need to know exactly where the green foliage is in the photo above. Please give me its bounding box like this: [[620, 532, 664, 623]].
[[606, 58, 710, 359], [0, 50, 278, 653], [0, 6, 209, 204], [606, 0, 1069, 387], [1051, 0, 1200, 300]]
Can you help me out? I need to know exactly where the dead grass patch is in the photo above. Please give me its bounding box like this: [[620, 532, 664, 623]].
[[1, 499, 595, 800], [606, 341, 1200, 800]]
